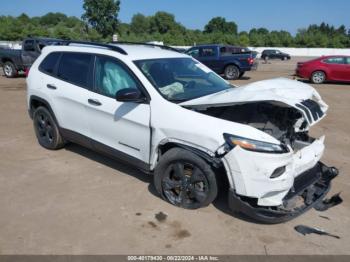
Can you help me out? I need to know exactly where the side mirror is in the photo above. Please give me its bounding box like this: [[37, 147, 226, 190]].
[[24, 43, 36, 52], [116, 88, 146, 103]]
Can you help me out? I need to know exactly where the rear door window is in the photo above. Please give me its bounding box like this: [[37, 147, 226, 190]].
[[57, 52, 93, 89], [200, 47, 217, 57], [23, 40, 36, 52], [323, 57, 345, 64], [39, 52, 60, 75]]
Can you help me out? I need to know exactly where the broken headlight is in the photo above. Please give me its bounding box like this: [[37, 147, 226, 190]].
[[223, 133, 289, 154]]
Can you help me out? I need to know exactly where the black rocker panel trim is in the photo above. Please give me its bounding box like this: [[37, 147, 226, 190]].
[[60, 128, 150, 172]]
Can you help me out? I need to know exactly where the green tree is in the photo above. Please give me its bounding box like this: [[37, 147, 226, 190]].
[[40, 12, 67, 26], [238, 34, 250, 46], [130, 13, 150, 34], [204, 17, 237, 35], [149, 12, 184, 34], [82, 0, 120, 39]]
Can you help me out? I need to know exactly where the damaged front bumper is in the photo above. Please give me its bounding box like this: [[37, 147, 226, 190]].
[[228, 162, 339, 224]]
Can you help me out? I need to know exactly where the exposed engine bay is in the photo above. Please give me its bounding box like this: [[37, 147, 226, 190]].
[[196, 102, 316, 151]]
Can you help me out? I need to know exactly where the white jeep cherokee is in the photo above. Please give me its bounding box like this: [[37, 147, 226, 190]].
[[26, 41, 338, 223]]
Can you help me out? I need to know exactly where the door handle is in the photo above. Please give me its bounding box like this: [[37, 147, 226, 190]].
[[88, 98, 102, 106], [47, 84, 57, 90]]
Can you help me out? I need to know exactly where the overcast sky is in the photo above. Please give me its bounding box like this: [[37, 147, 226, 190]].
[[1, 0, 349, 34]]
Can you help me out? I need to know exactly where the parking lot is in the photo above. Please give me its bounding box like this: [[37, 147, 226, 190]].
[[0, 57, 349, 255]]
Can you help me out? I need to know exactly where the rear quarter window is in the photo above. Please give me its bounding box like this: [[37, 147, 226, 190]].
[[57, 52, 93, 88], [323, 57, 345, 64], [39, 52, 60, 75], [200, 47, 217, 57]]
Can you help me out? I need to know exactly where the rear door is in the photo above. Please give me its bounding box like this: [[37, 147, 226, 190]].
[[271, 50, 279, 59], [86, 55, 151, 168], [42, 52, 94, 142], [323, 57, 348, 81]]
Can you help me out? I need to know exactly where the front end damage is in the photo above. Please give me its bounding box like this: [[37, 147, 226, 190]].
[[228, 162, 338, 223], [220, 133, 339, 223], [180, 78, 339, 223]]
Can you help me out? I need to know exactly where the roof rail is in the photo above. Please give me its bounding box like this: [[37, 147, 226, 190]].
[[111, 41, 181, 53], [63, 40, 128, 55]]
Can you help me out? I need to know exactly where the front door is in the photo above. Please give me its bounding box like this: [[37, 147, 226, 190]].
[[86, 55, 151, 169], [198, 47, 221, 72]]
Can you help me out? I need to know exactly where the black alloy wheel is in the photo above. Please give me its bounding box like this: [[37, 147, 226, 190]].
[[154, 148, 218, 209], [33, 106, 65, 150]]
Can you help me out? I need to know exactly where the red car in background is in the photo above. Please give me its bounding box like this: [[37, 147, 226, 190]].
[[296, 56, 350, 84]]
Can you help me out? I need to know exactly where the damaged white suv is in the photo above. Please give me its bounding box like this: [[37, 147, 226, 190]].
[[27, 41, 338, 223]]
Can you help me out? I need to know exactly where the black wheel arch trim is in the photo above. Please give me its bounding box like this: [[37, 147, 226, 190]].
[[29, 95, 59, 124], [60, 128, 150, 172], [223, 62, 241, 72], [159, 142, 223, 169]]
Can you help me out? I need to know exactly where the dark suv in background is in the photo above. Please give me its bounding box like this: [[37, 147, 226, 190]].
[[261, 49, 291, 60]]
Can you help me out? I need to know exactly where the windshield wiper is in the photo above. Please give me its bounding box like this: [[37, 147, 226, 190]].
[[168, 98, 189, 103]]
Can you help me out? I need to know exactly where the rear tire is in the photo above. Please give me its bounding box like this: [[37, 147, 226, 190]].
[[33, 106, 65, 150], [224, 65, 240, 80], [311, 71, 326, 84], [154, 148, 218, 209], [3, 61, 17, 78]]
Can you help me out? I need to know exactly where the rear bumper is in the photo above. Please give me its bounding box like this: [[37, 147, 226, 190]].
[[251, 62, 258, 71], [295, 68, 310, 79], [228, 162, 339, 224]]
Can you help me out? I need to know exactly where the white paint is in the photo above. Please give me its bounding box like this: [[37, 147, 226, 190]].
[[27, 44, 329, 208], [181, 77, 328, 129]]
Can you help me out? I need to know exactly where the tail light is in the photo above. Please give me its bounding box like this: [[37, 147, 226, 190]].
[[247, 57, 254, 65], [25, 68, 30, 77]]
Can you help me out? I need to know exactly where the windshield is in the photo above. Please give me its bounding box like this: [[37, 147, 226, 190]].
[[134, 58, 232, 102]]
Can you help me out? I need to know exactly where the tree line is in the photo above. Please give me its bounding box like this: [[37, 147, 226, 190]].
[[0, 1, 349, 48]]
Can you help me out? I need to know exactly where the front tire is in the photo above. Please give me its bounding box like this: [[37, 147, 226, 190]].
[[311, 71, 326, 84], [33, 106, 65, 150], [224, 65, 240, 80], [3, 61, 17, 78], [154, 148, 218, 209]]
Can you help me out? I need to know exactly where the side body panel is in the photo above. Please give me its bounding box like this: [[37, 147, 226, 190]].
[[0, 49, 24, 69], [86, 92, 151, 165]]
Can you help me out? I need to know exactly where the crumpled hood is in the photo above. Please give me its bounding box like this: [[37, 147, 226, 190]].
[[180, 78, 328, 127]]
